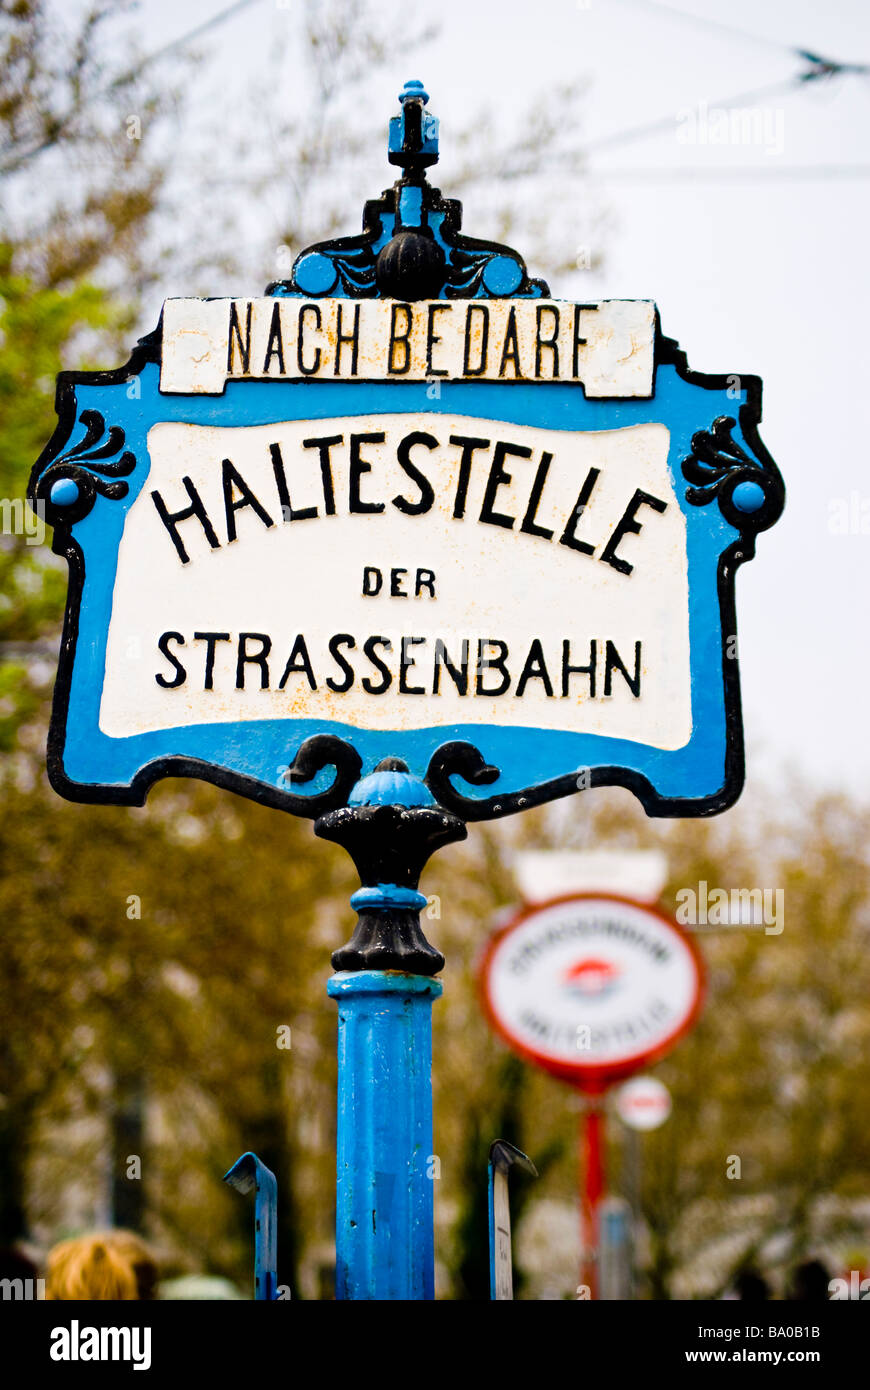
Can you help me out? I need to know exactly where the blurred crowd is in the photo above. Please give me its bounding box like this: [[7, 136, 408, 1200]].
[[1, 1236, 865, 1301]]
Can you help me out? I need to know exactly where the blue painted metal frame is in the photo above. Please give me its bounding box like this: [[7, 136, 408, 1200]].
[[223, 1151, 278, 1301], [28, 340, 781, 821]]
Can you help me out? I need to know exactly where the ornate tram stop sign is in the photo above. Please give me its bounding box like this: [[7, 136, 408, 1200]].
[[29, 81, 783, 1300]]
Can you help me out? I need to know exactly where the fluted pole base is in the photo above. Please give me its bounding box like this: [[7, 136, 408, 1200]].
[[328, 970, 441, 1300]]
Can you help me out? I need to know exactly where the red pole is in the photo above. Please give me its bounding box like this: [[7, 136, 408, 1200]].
[[579, 1099, 605, 1298]]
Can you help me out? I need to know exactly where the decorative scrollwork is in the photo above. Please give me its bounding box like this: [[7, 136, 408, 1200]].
[[425, 740, 501, 817], [36, 410, 136, 525], [278, 734, 363, 819], [267, 82, 546, 305], [682, 416, 756, 501], [682, 415, 782, 533]]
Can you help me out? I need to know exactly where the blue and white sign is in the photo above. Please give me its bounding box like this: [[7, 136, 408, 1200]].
[[29, 82, 783, 824]]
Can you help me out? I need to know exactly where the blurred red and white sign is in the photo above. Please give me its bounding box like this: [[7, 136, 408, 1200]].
[[480, 894, 703, 1092], [614, 1076, 672, 1131]]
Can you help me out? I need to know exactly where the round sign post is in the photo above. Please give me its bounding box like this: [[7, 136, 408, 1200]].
[[615, 1074, 672, 1286], [480, 893, 703, 1297]]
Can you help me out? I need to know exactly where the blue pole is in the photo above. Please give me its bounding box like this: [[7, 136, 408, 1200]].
[[315, 756, 465, 1300], [328, 969, 441, 1300], [222, 1151, 278, 1301]]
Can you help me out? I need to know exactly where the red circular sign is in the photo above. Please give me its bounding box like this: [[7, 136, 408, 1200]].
[[479, 893, 704, 1093]]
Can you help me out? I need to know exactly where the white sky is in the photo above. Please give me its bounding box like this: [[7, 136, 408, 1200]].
[[120, 0, 869, 800]]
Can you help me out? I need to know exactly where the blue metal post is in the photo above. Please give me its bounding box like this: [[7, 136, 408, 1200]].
[[223, 1151, 278, 1300], [328, 970, 441, 1300], [315, 757, 466, 1300]]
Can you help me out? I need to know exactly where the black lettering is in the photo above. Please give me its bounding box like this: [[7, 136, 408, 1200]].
[[334, 302, 360, 376], [263, 301, 285, 374], [462, 304, 489, 376], [476, 639, 510, 696], [535, 305, 560, 379], [604, 640, 642, 697], [393, 431, 437, 515], [302, 434, 342, 516], [520, 451, 555, 540], [480, 440, 532, 530], [151, 478, 221, 565], [559, 467, 600, 555], [326, 634, 356, 693], [236, 632, 272, 689], [278, 634, 317, 690], [362, 567, 382, 596], [362, 636, 393, 694], [228, 301, 252, 373], [297, 304, 322, 375], [349, 433, 386, 514], [270, 441, 317, 522], [155, 631, 187, 688], [390, 568, 408, 596], [515, 638, 554, 697], [600, 489, 667, 575], [271, 439, 290, 515], [399, 636, 426, 694], [222, 458, 275, 541], [426, 304, 449, 376], [449, 435, 490, 519], [572, 303, 597, 377], [498, 306, 523, 378], [388, 304, 413, 374], [193, 631, 231, 690], [562, 639, 597, 698], [433, 638, 468, 695], [415, 568, 436, 597]]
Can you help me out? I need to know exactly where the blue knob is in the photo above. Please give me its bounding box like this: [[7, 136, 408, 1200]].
[[294, 252, 337, 295], [400, 79, 429, 104], [482, 255, 523, 296], [731, 479, 766, 515], [50, 478, 80, 507]]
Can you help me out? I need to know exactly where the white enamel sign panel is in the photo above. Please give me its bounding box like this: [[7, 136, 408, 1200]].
[[30, 290, 783, 823]]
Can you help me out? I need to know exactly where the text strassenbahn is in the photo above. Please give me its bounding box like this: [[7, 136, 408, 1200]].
[[154, 632, 644, 702]]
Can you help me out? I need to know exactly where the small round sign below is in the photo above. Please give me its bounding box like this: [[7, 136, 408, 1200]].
[[615, 1075, 672, 1131], [479, 894, 703, 1093]]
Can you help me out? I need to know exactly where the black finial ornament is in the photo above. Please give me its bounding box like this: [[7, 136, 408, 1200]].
[[376, 79, 446, 300], [314, 759, 465, 975], [267, 79, 548, 303], [387, 79, 439, 175], [375, 229, 445, 301]]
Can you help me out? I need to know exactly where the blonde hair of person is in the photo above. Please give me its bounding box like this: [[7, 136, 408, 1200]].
[[45, 1230, 157, 1301]]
